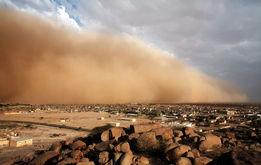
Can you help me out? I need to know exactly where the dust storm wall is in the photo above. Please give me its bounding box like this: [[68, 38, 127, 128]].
[[0, 9, 247, 104]]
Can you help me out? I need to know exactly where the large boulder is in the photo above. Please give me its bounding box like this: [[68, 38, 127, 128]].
[[174, 137, 182, 143], [137, 132, 157, 151], [86, 161, 95, 165], [29, 151, 59, 165], [110, 127, 126, 141], [193, 136, 200, 143], [95, 141, 111, 152], [184, 127, 194, 136], [164, 143, 179, 154], [71, 150, 83, 160], [199, 134, 221, 152], [191, 148, 201, 157], [87, 144, 95, 150], [166, 145, 191, 161], [176, 157, 192, 165], [119, 152, 133, 165], [80, 158, 90, 162], [136, 156, 150, 165], [189, 132, 200, 138], [194, 157, 212, 165], [184, 127, 200, 138], [77, 162, 95, 165], [70, 140, 86, 150], [58, 158, 77, 165], [101, 127, 126, 141], [101, 130, 110, 142], [130, 124, 161, 133], [113, 152, 122, 164], [165, 139, 174, 145], [151, 127, 173, 140], [208, 148, 261, 165], [98, 151, 109, 164], [173, 130, 183, 137], [106, 159, 114, 165], [186, 151, 194, 159], [65, 138, 74, 146], [50, 141, 62, 153], [77, 162, 90, 165], [128, 133, 140, 140], [115, 142, 130, 153]]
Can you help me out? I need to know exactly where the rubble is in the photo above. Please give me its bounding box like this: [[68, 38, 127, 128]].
[[12, 123, 257, 165]]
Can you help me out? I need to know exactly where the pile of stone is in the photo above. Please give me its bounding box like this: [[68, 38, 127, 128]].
[[21, 124, 261, 165]]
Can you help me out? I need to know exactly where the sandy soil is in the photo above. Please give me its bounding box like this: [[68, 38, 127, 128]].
[[0, 111, 150, 129]]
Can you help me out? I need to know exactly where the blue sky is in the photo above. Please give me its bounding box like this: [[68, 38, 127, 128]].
[[0, 0, 261, 101]]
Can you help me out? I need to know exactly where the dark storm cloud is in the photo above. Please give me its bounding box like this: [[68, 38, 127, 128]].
[[1, 0, 261, 101]]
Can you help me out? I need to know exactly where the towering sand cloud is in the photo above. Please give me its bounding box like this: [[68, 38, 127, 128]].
[[0, 9, 247, 104]]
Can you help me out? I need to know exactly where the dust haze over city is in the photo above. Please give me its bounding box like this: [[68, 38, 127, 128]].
[[0, 1, 261, 165], [0, 9, 247, 104]]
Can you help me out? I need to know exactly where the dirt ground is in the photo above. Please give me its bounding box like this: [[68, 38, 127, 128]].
[[0, 111, 150, 164]]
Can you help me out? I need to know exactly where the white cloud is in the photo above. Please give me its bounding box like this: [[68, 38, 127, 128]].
[[0, 0, 81, 31], [56, 6, 80, 30]]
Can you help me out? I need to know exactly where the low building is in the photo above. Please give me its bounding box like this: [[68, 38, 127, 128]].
[[210, 119, 216, 124], [98, 117, 105, 120], [60, 118, 69, 123], [4, 112, 20, 115], [109, 122, 120, 127], [153, 116, 166, 123], [120, 118, 136, 122], [0, 138, 9, 146], [110, 111, 119, 115], [9, 137, 32, 147], [167, 121, 195, 128], [126, 113, 138, 117], [227, 110, 236, 116]]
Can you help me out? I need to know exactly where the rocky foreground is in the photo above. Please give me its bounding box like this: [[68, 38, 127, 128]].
[[16, 124, 261, 165]]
